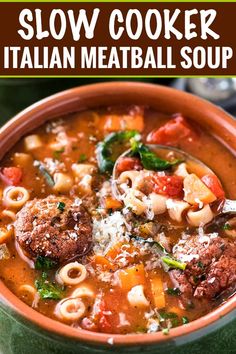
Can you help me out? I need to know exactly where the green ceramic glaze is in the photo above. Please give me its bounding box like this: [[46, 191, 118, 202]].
[[0, 301, 235, 354]]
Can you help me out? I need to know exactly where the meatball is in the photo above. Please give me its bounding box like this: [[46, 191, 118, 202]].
[[170, 235, 236, 300], [15, 195, 92, 262]]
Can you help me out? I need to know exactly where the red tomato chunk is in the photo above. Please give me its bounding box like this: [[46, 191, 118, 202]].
[[0, 167, 22, 185], [151, 175, 183, 198], [147, 115, 195, 146], [97, 300, 114, 333], [201, 174, 225, 199], [116, 157, 143, 174]]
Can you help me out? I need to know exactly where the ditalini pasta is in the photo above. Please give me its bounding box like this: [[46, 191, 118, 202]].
[[0, 106, 235, 336], [3, 186, 30, 209], [187, 204, 214, 227], [56, 262, 87, 286]]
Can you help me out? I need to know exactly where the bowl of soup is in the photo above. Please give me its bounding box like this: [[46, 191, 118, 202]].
[[0, 82, 235, 354]]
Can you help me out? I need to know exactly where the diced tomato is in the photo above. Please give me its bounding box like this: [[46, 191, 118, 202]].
[[98, 314, 113, 333], [201, 174, 225, 199], [146, 115, 195, 146], [151, 175, 183, 198], [116, 157, 143, 174], [97, 300, 113, 333], [0, 167, 22, 186]]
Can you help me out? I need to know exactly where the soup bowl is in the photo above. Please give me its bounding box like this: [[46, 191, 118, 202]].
[[0, 82, 235, 354]]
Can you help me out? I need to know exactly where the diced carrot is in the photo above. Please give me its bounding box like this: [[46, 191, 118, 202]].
[[0, 227, 13, 244], [92, 255, 116, 271], [124, 114, 144, 132], [201, 174, 225, 200], [104, 114, 144, 132], [150, 276, 165, 309], [105, 242, 124, 260], [104, 197, 123, 210], [183, 173, 217, 205], [118, 263, 146, 291], [106, 242, 139, 265]]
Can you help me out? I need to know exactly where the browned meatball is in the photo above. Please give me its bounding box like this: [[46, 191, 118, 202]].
[[170, 235, 236, 300], [15, 195, 92, 262]]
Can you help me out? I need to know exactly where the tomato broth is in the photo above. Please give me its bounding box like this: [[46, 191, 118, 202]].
[[0, 106, 235, 335]]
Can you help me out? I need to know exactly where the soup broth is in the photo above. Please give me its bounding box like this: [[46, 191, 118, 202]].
[[0, 106, 235, 335]]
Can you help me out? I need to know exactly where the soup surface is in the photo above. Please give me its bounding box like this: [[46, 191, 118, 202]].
[[0, 106, 235, 335]]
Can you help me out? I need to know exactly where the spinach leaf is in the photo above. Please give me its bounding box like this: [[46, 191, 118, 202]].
[[35, 256, 58, 271], [182, 316, 189, 325], [160, 312, 179, 328], [131, 140, 181, 171], [34, 161, 55, 187], [223, 223, 232, 230], [160, 312, 178, 320], [35, 272, 64, 300], [166, 287, 181, 296], [197, 261, 204, 269], [97, 130, 140, 174]]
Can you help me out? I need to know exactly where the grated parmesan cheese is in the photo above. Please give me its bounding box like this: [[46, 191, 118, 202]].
[[92, 211, 130, 255], [107, 337, 114, 345], [117, 312, 130, 327]]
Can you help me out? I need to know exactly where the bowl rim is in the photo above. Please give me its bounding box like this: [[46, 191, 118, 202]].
[[0, 81, 235, 347]]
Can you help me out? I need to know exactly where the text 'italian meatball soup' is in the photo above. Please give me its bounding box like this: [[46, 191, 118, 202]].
[[0, 105, 235, 335]]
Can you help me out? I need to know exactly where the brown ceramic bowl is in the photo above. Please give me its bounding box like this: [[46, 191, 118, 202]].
[[0, 82, 235, 354]]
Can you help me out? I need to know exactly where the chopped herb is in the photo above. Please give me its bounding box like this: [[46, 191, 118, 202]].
[[182, 316, 189, 325], [160, 312, 179, 329], [57, 201, 66, 212], [78, 153, 87, 163], [162, 328, 169, 335], [130, 140, 181, 171], [136, 326, 147, 333], [171, 318, 180, 328], [131, 236, 186, 271], [193, 275, 199, 284], [197, 261, 204, 269], [160, 312, 178, 320], [223, 223, 232, 230], [96, 130, 140, 174], [166, 287, 181, 296], [35, 161, 55, 187], [35, 256, 58, 271], [186, 301, 195, 310], [35, 272, 64, 300], [161, 256, 186, 271], [53, 148, 65, 160]]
